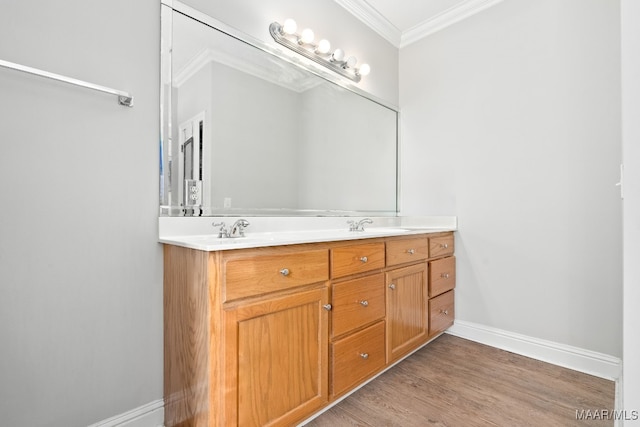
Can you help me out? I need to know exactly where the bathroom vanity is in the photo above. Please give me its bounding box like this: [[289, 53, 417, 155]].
[[159, 3, 456, 425], [162, 228, 455, 426]]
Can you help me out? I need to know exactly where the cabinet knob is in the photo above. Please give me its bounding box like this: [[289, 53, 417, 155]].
[[323, 304, 333, 311], [441, 309, 449, 315], [441, 243, 449, 249], [360, 256, 368, 263], [360, 300, 369, 307], [388, 283, 396, 290], [360, 353, 369, 360], [407, 249, 415, 254], [441, 272, 450, 279], [279, 268, 290, 276]]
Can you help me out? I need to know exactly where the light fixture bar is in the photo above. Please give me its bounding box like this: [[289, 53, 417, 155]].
[[269, 22, 363, 83]]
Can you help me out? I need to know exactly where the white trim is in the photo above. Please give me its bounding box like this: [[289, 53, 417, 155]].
[[446, 320, 622, 381], [174, 48, 321, 93], [88, 399, 164, 427], [401, 0, 504, 47], [334, 0, 504, 48], [333, 0, 401, 47]]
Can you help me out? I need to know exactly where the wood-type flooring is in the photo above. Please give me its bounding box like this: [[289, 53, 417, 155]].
[[304, 334, 615, 427]]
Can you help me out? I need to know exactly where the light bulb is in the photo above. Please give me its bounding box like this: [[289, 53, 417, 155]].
[[345, 56, 357, 68], [358, 63, 370, 76], [300, 28, 314, 44], [331, 48, 344, 62], [282, 19, 297, 35], [316, 39, 331, 54]]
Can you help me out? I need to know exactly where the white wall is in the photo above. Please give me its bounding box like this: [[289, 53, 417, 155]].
[[400, 0, 622, 357], [0, 1, 163, 426], [622, 0, 640, 421]]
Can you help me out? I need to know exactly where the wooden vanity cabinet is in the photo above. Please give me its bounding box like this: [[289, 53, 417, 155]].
[[163, 231, 456, 427], [164, 244, 331, 427]]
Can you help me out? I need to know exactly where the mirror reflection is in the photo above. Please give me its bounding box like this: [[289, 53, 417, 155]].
[[160, 7, 399, 216]]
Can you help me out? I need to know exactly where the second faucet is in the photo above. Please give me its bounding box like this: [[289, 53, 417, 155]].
[[212, 219, 250, 238]]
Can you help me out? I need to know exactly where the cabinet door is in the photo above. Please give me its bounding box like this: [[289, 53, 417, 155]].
[[225, 286, 329, 427], [386, 263, 428, 363]]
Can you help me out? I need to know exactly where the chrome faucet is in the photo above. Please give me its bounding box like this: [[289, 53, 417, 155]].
[[212, 219, 250, 238], [347, 218, 373, 232], [229, 219, 250, 237]]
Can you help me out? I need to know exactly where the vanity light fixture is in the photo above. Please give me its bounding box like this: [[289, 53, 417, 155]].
[[269, 19, 370, 83]]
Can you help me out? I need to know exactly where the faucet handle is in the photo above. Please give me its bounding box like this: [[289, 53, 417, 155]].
[[212, 221, 228, 238]]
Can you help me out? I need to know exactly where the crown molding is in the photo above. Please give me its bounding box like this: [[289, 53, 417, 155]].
[[401, 0, 504, 47], [334, 0, 503, 49], [174, 48, 321, 92], [333, 0, 402, 47]]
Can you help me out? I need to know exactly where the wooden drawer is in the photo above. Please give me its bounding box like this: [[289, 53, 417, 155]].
[[386, 236, 429, 267], [331, 242, 385, 278], [429, 256, 456, 297], [331, 321, 385, 397], [224, 249, 329, 301], [429, 290, 454, 335], [429, 234, 454, 258], [332, 273, 385, 338]]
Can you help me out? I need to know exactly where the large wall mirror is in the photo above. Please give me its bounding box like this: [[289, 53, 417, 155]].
[[160, 2, 399, 217]]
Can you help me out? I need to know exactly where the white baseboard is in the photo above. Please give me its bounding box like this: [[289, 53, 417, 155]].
[[88, 399, 164, 427], [446, 320, 622, 381]]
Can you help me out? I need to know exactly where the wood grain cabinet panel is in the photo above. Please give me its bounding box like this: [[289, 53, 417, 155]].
[[229, 287, 329, 427], [429, 235, 454, 258], [386, 237, 430, 267], [386, 263, 428, 363], [429, 256, 456, 297], [224, 249, 329, 301], [331, 321, 386, 397], [331, 273, 385, 338], [331, 242, 385, 278], [429, 290, 455, 335]]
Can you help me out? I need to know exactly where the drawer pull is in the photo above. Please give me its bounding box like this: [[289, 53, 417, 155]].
[[279, 268, 290, 276], [360, 353, 369, 360], [441, 243, 449, 249], [407, 249, 415, 254], [441, 272, 450, 279], [360, 256, 368, 263], [440, 309, 449, 315], [388, 283, 396, 290], [360, 300, 369, 307], [323, 304, 333, 311]]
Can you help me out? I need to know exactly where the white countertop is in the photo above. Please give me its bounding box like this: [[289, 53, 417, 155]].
[[159, 216, 457, 251]]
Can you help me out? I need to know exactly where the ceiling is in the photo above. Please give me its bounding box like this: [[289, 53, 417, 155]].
[[334, 0, 504, 48]]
